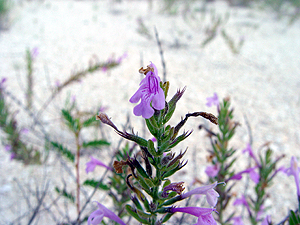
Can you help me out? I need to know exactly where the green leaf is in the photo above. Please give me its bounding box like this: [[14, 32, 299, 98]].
[[82, 140, 110, 148], [125, 205, 149, 224], [55, 187, 75, 203], [51, 141, 75, 162], [83, 179, 110, 190], [289, 210, 300, 225], [62, 109, 78, 132], [82, 115, 96, 127]]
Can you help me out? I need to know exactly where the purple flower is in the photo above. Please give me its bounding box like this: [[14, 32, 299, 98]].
[[31, 47, 39, 59], [181, 182, 219, 207], [10, 153, 16, 160], [227, 166, 259, 184], [21, 128, 29, 134], [86, 156, 113, 174], [205, 164, 220, 177], [231, 216, 244, 225], [285, 156, 300, 197], [99, 105, 108, 113], [117, 52, 128, 63], [261, 215, 272, 225], [206, 93, 219, 108], [88, 202, 126, 225], [4, 144, 11, 152], [234, 195, 251, 215], [0, 77, 7, 89], [242, 143, 260, 166], [170, 207, 217, 225], [129, 62, 165, 119]]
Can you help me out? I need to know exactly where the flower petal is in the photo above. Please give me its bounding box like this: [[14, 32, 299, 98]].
[[152, 88, 165, 110]]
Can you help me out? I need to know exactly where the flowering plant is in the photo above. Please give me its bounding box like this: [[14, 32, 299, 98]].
[[94, 62, 219, 224]]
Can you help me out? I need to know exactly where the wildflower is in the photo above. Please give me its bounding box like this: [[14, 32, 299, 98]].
[[31, 47, 39, 59], [88, 202, 126, 225], [4, 144, 11, 152], [0, 77, 7, 89], [231, 216, 244, 225], [129, 62, 165, 119], [205, 164, 220, 177], [261, 215, 272, 225], [234, 195, 251, 215], [227, 166, 259, 184], [285, 156, 300, 197], [242, 143, 260, 166], [86, 156, 113, 174], [170, 206, 217, 225], [10, 153, 16, 160], [206, 93, 219, 108], [181, 182, 219, 207]]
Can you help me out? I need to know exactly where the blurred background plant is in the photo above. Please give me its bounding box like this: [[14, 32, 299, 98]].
[[198, 95, 284, 225], [0, 0, 11, 30]]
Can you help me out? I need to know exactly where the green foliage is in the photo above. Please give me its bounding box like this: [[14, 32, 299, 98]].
[[289, 210, 300, 225], [97, 79, 219, 224], [83, 179, 110, 190], [50, 141, 75, 162], [62, 109, 79, 133], [82, 140, 110, 148], [0, 0, 10, 16], [55, 187, 75, 203], [0, 88, 41, 164]]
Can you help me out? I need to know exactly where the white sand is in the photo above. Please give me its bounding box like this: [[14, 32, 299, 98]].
[[0, 0, 300, 224]]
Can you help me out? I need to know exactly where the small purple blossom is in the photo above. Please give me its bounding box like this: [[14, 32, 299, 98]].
[[261, 215, 272, 225], [10, 153, 16, 160], [86, 156, 113, 174], [20, 128, 29, 134], [55, 80, 60, 87], [99, 105, 108, 113], [31, 47, 39, 59], [129, 62, 165, 119], [88, 202, 126, 225], [206, 93, 219, 108], [231, 216, 244, 225], [0, 77, 7, 89], [181, 182, 219, 207], [285, 156, 300, 197], [242, 143, 260, 166], [227, 166, 259, 184], [4, 144, 11, 152], [205, 164, 220, 177], [117, 52, 128, 63], [170, 207, 217, 225], [234, 195, 251, 214]]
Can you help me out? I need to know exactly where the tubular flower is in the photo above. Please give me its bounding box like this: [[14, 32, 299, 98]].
[[88, 202, 126, 225], [181, 182, 219, 207], [227, 166, 259, 184], [234, 195, 251, 215], [285, 156, 300, 197], [85, 156, 113, 174], [205, 164, 220, 178], [129, 62, 165, 119], [242, 143, 260, 166], [206, 93, 219, 108], [170, 207, 217, 225]]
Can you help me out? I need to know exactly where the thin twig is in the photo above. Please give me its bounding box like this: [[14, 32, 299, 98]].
[[27, 181, 50, 225]]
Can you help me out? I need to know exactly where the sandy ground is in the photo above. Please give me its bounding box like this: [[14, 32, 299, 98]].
[[0, 0, 300, 224]]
